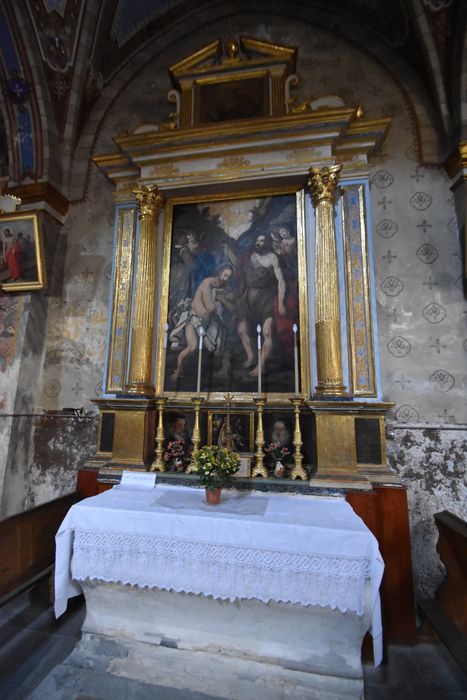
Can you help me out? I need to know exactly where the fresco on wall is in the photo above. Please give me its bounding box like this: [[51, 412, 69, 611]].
[[0, 294, 23, 372]]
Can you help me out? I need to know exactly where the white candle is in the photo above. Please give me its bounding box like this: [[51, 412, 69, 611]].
[[196, 327, 204, 395], [257, 324, 262, 395], [293, 323, 299, 396], [163, 322, 169, 349]]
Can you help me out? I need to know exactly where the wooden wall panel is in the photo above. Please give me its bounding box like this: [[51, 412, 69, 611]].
[[347, 486, 416, 644], [0, 494, 77, 599]]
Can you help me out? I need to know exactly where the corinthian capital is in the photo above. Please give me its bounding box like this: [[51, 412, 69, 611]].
[[307, 164, 342, 207], [133, 184, 164, 220]]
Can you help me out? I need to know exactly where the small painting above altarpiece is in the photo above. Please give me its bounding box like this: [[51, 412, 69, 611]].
[[196, 75, 268, 124]]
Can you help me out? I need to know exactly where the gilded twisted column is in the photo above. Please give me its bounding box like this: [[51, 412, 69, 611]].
[[125, 184, 164, 394], [307, 165, 347, 396]]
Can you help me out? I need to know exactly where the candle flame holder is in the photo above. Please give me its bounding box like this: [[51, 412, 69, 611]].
[[150, 396, 167, 472], [252, 396, 268, 478], [289, 396, 308, 480], [186, 396, 205, 473]]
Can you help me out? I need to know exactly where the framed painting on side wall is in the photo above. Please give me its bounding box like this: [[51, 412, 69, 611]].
[[0, 212, 47, 292]]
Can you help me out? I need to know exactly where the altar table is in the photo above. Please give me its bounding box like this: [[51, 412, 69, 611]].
[[55, 484, 384, 671]]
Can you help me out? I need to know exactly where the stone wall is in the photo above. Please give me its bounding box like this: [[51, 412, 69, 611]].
[[0, 17, 465, 596], [387, 426, 466, 598]]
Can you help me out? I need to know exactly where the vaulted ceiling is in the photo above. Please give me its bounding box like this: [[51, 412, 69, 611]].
[[0, 0, 465, 193]]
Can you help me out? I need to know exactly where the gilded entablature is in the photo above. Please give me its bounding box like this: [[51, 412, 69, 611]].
[[93, 36, 390, 193]]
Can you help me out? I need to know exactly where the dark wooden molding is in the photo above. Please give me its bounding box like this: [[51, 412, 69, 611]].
[[5, 182, 69, 217]]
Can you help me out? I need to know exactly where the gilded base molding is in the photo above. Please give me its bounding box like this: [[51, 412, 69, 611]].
[[315, 319, 347, 396], [127, 325, 154, 391], [124, 383, 155, 396]]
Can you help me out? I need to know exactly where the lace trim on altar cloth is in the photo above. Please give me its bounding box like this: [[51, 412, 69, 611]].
[[71, 529, 372, 615]]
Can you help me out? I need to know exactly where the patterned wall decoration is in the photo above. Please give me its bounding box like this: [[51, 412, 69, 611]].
[[0, 294, 23, 373], [341, 184, 377, 396]]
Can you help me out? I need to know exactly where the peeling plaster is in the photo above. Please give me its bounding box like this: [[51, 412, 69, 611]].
[[388, 427, 467, 598]]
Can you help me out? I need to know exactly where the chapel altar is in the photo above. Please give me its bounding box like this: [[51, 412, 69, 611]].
[[77, 36, 416, 652]]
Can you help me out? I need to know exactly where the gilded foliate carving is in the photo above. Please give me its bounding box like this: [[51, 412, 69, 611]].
[[307, 164, 342, 206], [132, 184, 164, 220]]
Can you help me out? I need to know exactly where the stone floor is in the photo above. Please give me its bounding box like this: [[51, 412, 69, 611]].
[[0, 585, 466, 700]]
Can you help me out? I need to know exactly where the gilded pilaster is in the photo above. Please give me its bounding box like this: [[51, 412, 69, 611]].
[[307, 164, 347, 396], [270, 70, 285, 116], [125, 184, 164, 395], [180, 81, 192, 127], [106, 208, 137, 393]]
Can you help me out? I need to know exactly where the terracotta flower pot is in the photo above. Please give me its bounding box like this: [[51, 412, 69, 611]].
[[205, 487, 222, 505]]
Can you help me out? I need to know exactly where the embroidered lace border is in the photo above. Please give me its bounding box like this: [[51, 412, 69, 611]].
[[72, 529, 372, 615]]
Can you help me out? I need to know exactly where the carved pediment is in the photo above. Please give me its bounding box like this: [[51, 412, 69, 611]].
[[168, 36, 297, 127], [169, 36, 297, 81]]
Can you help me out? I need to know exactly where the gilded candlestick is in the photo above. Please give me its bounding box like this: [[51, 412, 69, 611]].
[[150, 396, 167, 472], [186, 396, 205, 473], [252, 396, 268, 478], [223, 393, 234, 452], [289, 397, 307, 480]]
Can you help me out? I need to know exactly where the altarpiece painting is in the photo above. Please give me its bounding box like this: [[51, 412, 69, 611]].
[[158, 190, 309, 398]]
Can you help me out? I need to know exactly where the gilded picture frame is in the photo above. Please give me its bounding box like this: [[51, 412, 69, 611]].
[[155, 187, 310, 402], [0, 212, 47, 292], [207, 411, 254, 453]]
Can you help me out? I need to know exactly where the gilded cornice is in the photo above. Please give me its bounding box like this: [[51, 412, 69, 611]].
[[94, 108, 391, 190]]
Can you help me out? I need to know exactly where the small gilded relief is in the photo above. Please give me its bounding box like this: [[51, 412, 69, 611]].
[[215, 156, 251, 170], [149, 163, 181, 179]]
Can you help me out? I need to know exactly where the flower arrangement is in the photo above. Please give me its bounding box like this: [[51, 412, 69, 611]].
[[191, 445, 240, 490], [264, 442, 290, 461], [163, 440, 185, 466]]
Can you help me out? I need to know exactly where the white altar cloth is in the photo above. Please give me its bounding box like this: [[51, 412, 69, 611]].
[[55, 484, 384, 664]]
